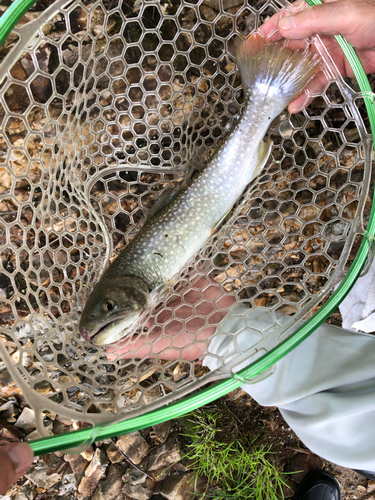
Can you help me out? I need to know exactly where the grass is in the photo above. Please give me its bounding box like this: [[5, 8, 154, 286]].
[[179, 407, 288, 500]]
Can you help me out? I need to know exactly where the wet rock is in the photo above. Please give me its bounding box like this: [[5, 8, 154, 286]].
[[116, 431, 150, 465], [148, 437, 181, 473], [151, 421, 172, 444], [15, 407, 36, 431], [290, 453, 323, 484], [78, 448, 108, 499], [25, 463, 61, 489], [160, 472, 202, 500], [92, 464, 126, 500]]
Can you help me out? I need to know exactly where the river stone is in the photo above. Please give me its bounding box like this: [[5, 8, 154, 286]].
[[116, 431, 150, 465], [122, 481, 154, 500], [148, 437, 181, 472], [161, 472, 202, 500], [78, 448, 108, 499], [25, 463, 61, 490], [92, 464, 126, 500], [106, 441, 123, 464], [151, 421, 172, 443], [14, 407, 36, 431]]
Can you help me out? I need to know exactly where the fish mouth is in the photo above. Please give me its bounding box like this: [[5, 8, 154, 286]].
[[80, 311, 143, 346], [80, 315, 128, 344]]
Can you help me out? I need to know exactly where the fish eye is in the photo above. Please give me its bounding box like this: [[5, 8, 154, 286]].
[[103, 299, 116, 312]]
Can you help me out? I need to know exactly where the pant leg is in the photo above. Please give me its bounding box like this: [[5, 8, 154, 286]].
[[204, 306, 375, 470]]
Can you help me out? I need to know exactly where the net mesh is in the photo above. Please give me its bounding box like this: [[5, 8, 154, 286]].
[[0, 0, 372, 430]]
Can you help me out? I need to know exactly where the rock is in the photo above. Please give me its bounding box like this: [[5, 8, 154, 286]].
[[33, 380, 55, 396], [0, 382, 22, 399], [59, 464, 77, 497], [151, 421, 172, 443], [160, 472, 203, 500], [106, 442, 123, 464], [81, 445, 94, 461], [78, 448, 108, 499], [15, 407, 36, 431], [122, 480, 155, 500], [0, 418, 22, 444], [116, 432, 150, 465], [290, 453, 323, 484], [282, 479, 296, 498], [42, 453, 67, 475], [0, 401, 16, 422], [172, 362, 190, 382], [224, 387, 248, 401], [368, 480, 375, 493], [123, 467, 147, 486], [92, 464, 126, 500], [25, 463, 61, 489], [148, 437, 181, 473], [24, 430, 47, 441], [58, 416, 73, 426], [64, 454, 89, 484]]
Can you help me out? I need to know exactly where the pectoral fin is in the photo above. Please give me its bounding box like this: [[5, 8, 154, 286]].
[[254, 139, 273, 178], [148, 159, 205, 219], [211, 209, 231, 234], [148, 186, 181, 218]]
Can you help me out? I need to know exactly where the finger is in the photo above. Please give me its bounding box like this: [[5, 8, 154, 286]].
[[258, 10, 282, 40], [288, 70, 328, 113], [0, 443, 34, 495], [277, 1, 363, 41], [259, 0, 307, 40]]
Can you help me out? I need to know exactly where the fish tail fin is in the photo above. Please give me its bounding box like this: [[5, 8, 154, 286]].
[[236, 33, 322, 108]]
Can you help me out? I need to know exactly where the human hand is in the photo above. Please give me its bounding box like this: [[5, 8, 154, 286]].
[[0, 442, 34, 494], [107, 279, 236, 362], [260, 0, 375, 113]]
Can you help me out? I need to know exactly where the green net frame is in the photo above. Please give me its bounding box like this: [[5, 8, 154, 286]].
[[0, 0, 374, 454]]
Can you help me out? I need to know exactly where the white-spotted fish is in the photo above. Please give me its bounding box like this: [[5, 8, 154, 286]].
[[79, 33, 322, 345]]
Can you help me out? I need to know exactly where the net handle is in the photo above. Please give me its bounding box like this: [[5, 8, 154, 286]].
[[0, 0, 374, 454]]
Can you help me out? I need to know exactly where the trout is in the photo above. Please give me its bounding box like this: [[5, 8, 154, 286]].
[[79, 33, 321, 345]]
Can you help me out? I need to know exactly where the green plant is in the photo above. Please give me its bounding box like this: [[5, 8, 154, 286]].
[[180, 407, 288, 500]]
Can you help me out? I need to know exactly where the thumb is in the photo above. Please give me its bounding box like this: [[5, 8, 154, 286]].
[[0, 442, 34, 494], [277, 2, 359, 40]]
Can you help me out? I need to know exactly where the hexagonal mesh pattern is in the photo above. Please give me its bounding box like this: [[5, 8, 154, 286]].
[[0, 0, 372, 429]]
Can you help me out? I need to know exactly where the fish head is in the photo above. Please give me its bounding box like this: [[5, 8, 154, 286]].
[[79, 275, 150, 346]]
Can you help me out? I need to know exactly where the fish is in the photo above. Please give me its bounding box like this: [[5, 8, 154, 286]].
[[79, 32, 322, 346]]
